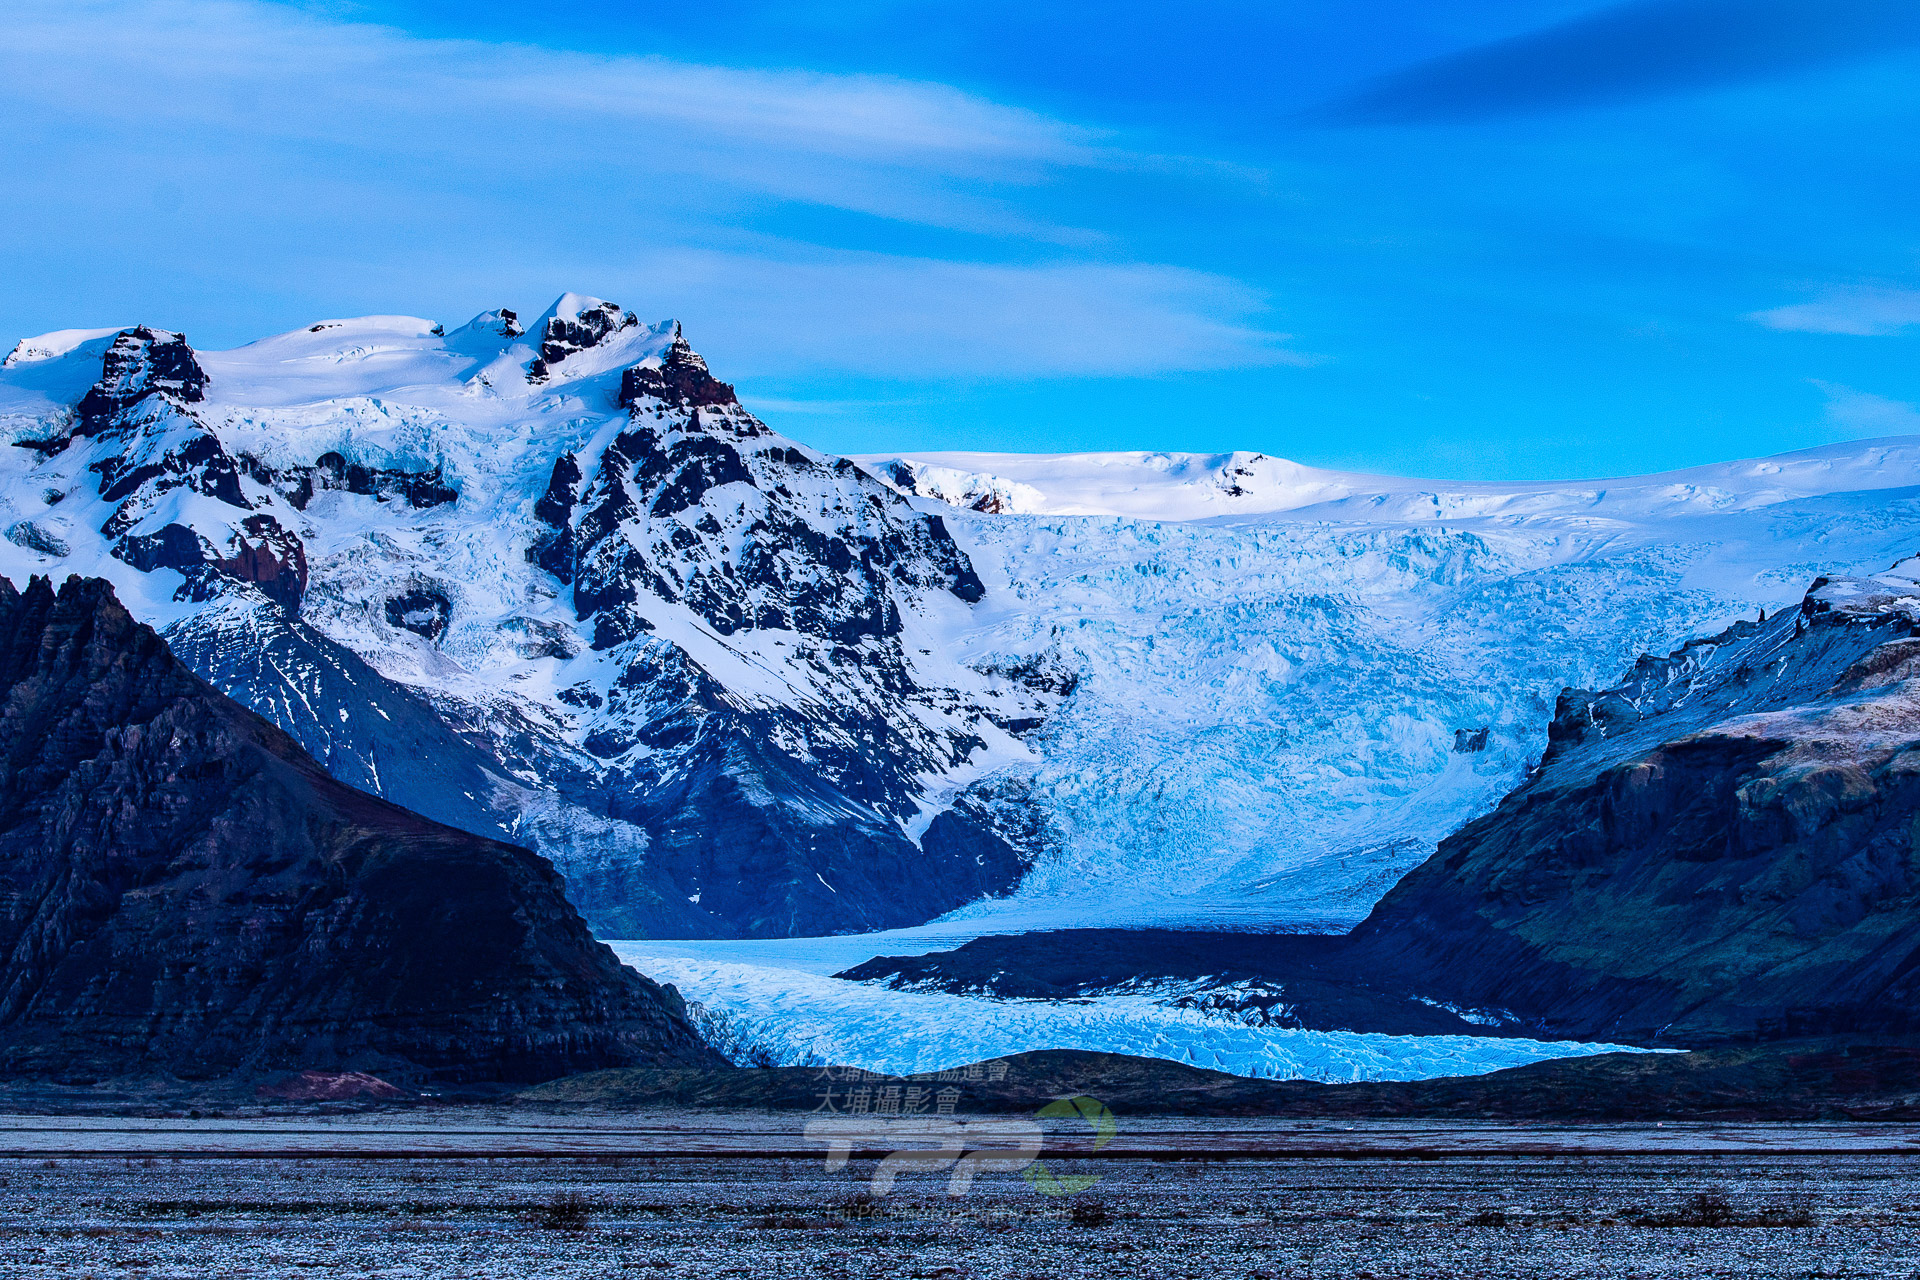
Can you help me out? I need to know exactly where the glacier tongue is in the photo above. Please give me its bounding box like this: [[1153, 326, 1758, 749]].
[[609, 939, 1650, 1080]]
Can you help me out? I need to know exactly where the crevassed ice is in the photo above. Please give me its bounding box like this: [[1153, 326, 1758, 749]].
[[928, 485, 1920, 931]]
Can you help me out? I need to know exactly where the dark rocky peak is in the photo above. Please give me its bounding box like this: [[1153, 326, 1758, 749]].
[[0, 573, 724, 1083], [526, 295, 638, 383], [74, 327, 208, 436], [619, 325, 739, 412]]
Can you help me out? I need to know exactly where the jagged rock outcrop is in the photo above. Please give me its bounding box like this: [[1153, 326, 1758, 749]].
[[528, 299, 637, 383], [0, 573, 724, 1084], [48, 328, 314, 612]]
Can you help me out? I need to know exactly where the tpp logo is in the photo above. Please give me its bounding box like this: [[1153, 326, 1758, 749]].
[[803, 1095, 1115, 1198]]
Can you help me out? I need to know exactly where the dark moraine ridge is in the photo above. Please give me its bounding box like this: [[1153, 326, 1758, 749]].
[[0, 573, 726, 1084], [522, 1042, 1920, 1120]]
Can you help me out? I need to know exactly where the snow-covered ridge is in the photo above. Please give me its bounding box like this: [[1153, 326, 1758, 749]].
[[864, 440, 1920, 523]]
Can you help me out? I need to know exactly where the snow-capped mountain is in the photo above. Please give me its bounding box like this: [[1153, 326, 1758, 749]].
[[9, 292, 1920, 950], [0, 297, 1053, 938]]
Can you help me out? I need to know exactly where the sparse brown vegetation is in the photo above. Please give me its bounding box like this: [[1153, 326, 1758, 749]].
[[535, 1190, 591, 1231], [0, 1145, 1878, 1276]]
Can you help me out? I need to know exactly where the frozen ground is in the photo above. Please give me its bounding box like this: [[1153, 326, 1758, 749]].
[[608, 938, 1647, 1081], [3, 1141, 1913, 1279]]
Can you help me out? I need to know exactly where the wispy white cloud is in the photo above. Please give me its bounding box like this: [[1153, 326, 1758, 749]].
[[0, 0, 1298, 378], [3, 0, 1108, 236], [1752, 286, 1920, 336], [1813, 380, 1920, 437]]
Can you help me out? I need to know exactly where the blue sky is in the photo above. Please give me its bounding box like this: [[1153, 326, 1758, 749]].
[[4, 0, 1920, 479]]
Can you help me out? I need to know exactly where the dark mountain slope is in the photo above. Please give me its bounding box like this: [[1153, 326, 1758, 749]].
[[847, 563, 1920, 1046], [1344, 564, 1920, 1042], [0, 573, 725, 1084]]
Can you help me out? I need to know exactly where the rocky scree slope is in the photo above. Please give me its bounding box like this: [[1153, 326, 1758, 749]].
[[852, 561, 1920, 1045], [0, 572, 723, 1083], [0, 301, 1056, 938]]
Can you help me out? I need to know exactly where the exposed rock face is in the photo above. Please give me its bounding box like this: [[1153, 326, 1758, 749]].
[[74, 327, 208, 432], [528, 299, 637, 383], [29, 326, 318, 616], [616, 328, 740, 411], [0, 573, 723, 1084], [239, 450, 459, 514], [837, 929, 1520, 1037], [527, 317, 1029, 935], [1344, 563, 1920, 1043]]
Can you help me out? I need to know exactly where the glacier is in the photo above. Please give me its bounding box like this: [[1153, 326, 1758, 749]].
[[632, 441, 1920, 1078], [865, 443, 1920, 931], [608, 937, 1652, 1081]]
